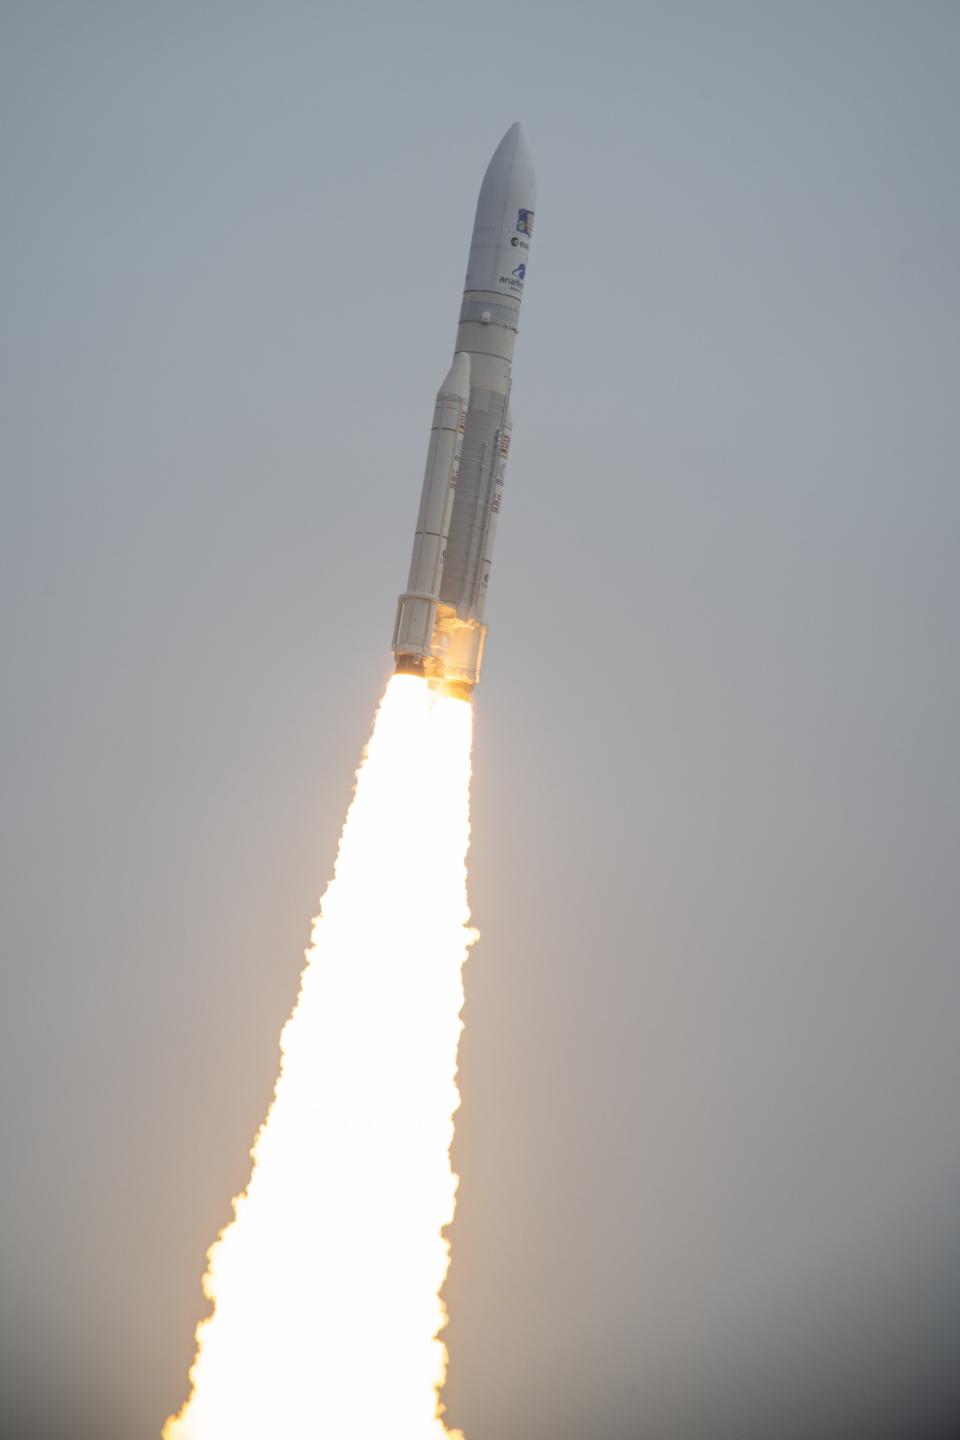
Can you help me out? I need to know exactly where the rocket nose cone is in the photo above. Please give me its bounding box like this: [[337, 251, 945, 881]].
[[491, 121, 534, 169], [481, 121, 536, 201], [465, 122, 536, 302]]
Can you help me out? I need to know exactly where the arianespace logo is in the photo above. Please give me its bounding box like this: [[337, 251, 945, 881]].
[[498, 261, 526, 290], [516, 208, 534, 236]]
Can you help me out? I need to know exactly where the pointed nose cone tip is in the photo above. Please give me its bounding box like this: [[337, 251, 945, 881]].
[[482, 122, 535, 201], [492, 120, 533, 164]]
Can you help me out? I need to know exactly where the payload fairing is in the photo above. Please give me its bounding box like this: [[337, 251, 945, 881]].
[[393, 122, 536, 695]]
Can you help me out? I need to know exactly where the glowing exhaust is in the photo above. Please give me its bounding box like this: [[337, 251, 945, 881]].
[[164, 675, 474, 1439]]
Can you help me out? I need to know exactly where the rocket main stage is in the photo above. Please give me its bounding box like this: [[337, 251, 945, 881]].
[[393, 122, 535, 697]]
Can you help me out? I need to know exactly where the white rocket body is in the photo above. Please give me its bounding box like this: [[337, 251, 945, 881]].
[[393, 122, 536, 694]]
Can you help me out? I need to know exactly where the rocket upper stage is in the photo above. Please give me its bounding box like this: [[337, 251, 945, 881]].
[[464, 122, 536, 302], [393, 123, 536, 695]]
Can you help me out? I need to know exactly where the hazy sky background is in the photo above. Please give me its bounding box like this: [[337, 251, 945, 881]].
[[3, 2, 959, 1437]]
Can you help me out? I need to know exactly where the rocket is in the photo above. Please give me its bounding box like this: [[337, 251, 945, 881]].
[[393, 122, 536, 697]]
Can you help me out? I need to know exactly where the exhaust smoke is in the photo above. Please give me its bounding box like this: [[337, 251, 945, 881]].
[[164, 675, 475, 1439]]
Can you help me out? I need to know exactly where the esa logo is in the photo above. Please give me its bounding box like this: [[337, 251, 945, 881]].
[[511, 235, 529, 250]]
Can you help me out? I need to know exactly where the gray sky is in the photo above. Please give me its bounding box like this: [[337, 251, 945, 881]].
[[2, 2, 959, 1437]]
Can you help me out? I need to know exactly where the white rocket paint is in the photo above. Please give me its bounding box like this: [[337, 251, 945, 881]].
[[392, 354, 470, 658], [393, 122, 536, 691]]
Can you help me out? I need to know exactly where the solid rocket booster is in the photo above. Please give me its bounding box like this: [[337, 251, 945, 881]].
[[393, 122, 536, 695]]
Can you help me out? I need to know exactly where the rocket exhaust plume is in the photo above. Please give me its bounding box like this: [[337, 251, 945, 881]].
[[164, 677, 475, 1439]]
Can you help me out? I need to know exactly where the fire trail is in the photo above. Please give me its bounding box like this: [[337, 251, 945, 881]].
[[164, 677, 474, 1439]]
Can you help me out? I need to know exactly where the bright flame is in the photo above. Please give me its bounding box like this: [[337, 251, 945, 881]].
[[164, 675, 475, 1439]]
